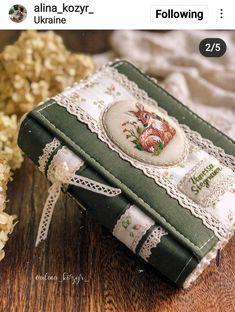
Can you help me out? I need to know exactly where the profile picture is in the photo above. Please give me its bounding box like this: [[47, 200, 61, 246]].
[[9, 4, 27, 23]]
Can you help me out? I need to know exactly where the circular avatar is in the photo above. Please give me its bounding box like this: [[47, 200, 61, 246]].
[[9, 5, 27, 23]]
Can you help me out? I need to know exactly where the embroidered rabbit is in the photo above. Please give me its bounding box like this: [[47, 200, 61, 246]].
[[131, 103, 176, 153]]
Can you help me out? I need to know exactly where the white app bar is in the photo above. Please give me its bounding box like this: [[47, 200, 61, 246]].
[[0, 0, 234, 29]]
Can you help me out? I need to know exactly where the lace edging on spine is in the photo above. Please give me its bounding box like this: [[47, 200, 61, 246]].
[[139, 226, 168, 261], [38, 138, 61, 173]]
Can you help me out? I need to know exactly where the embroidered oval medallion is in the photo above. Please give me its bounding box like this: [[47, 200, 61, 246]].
[[102, 100, 188, 166]]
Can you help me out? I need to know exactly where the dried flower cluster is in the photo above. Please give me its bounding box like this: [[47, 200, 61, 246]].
[[0, 30, 95, 116], [0, 113, 22, 260], [0, 30, 95, 261], [0, 113, 23, 170], [0, 162, 17, 261]]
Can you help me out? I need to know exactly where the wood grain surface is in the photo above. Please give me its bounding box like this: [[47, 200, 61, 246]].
[[0, 31, 235, 312]]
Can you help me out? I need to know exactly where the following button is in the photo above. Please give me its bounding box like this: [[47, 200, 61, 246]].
[[151, 5, 207, 23]]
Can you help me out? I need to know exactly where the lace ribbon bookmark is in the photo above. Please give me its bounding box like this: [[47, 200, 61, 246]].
[[35, 162, 121, 246]]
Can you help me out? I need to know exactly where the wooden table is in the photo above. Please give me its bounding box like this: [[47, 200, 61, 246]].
[[1, 31, 235, 312]]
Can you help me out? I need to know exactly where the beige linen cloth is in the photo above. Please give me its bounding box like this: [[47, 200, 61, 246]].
[[93, 30, 235, 140]]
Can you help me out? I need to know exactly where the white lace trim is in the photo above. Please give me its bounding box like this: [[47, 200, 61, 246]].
[[36, 140, 121, 246], [181, 124, 235, 171], [38, 138, 61, 173], [139, 226, 168, 261], [52, 66, 235, 241], [35, 182, 61, 246]]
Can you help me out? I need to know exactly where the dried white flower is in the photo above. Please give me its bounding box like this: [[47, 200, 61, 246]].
[[0, 162, 17, 261], [0, 113, 23, 170], [0, 30, 95, 116]]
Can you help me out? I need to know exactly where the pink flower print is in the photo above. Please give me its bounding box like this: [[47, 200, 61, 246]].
[[68, 91, 86, 103], [110, 84, 115, 91], [105, 84, 121, 97], [71, 91, 80, 97], [229, 188, 235, 193], [228, 210, 235, 222], [133, 224, 142, 231]]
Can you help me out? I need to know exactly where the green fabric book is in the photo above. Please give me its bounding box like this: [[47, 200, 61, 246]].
[[18, 60, 235, 288]]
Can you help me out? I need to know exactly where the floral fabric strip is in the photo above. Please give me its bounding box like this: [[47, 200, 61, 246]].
[[112, 205, 162, 253]]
